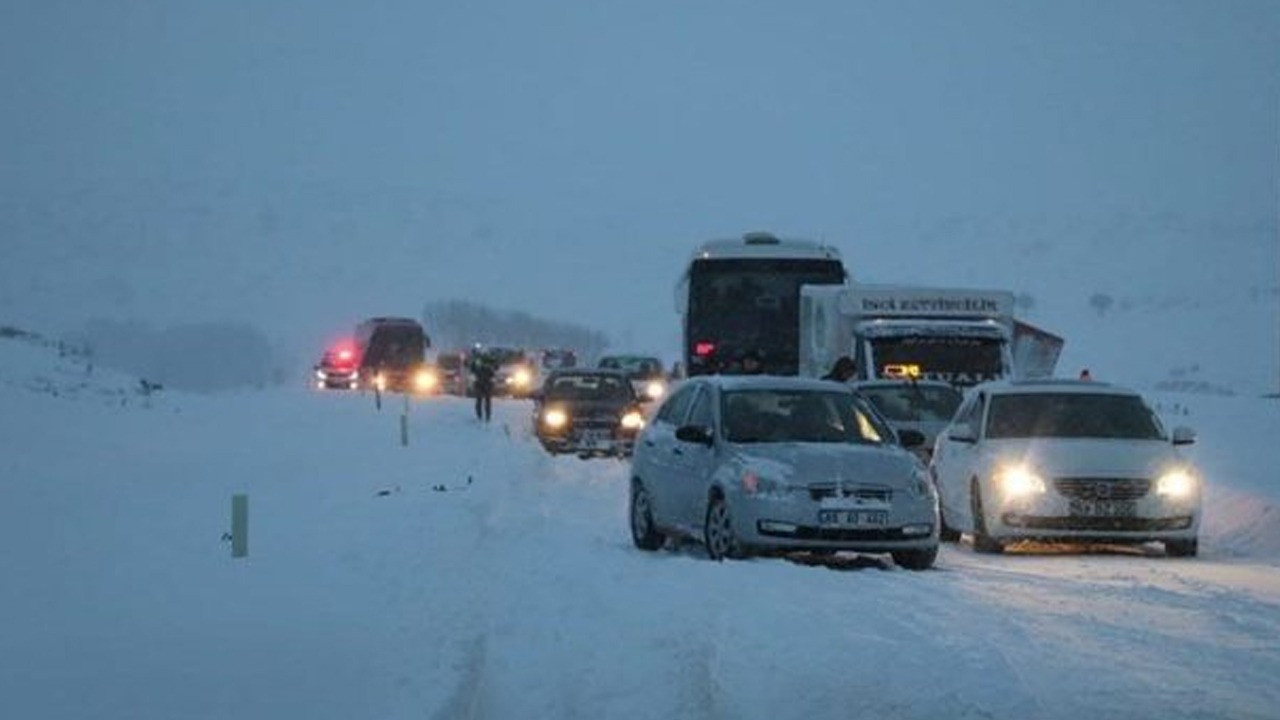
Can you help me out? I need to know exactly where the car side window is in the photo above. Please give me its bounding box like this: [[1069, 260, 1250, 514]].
[[686, 387, 713, 429], [656, 384, 697, 426]]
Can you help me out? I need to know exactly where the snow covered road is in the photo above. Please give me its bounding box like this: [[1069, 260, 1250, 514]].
[[2, 367, 1278, 720]]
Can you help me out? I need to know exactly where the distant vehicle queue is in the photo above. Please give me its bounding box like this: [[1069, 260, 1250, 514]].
[[310, 231, 1204, 565]]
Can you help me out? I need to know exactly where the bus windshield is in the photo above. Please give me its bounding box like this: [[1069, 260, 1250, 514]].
[[686, 257, 844, 375]]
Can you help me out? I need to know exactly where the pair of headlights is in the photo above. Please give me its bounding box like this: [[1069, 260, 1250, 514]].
[[369, 370, 438, 393], [542, 409, 645, 431], [994, 465, 1198, 498]]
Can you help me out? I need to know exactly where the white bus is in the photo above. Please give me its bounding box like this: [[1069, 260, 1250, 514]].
[[675, 232, 848, 377]]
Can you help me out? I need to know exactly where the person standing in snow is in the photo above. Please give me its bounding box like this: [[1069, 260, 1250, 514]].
[[469, 347, 497, 422]]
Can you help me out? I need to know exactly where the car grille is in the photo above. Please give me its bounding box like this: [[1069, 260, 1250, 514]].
[[807, 484, 893, 503], [1054, 477, 1151, 501], [1004, 515, 1193, 532], [573, 415, 619, 431]]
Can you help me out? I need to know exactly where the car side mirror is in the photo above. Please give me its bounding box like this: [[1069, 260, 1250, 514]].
[[897, 429, 926, 448], [947, 423, 978, 444], [1171, 426, 1196, 446], [675, 425, 714, 447]]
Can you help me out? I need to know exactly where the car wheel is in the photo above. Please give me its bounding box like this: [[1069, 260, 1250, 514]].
[[1165, 538, 1198, 558], [970, 479, 1004, 555], [704, 495, 745, 561], [892, 546, 938, 570], [630, 482, 666, 551]]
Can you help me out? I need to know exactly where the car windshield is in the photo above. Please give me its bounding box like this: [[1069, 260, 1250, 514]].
[[986, 392, 1165, 440], [859, 384, 963, 423], [546, 374, 633, 402], [598, 356, 662, 377], [541, 351, 576, 369], [488, 348, 526, 366], [721, 389, 889, 444]]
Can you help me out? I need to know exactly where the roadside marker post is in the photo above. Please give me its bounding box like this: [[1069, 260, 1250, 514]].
[[400, 395, 410, 447], [230, 494, 249, 559]]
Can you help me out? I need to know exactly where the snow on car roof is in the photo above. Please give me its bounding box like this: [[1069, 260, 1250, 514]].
[[973, 378, 1140, 396], [695, 374, 852, 393], [850, 379, 958, 390]]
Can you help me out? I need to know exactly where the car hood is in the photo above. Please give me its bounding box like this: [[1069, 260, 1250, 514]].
[[728, 442, 920, 489], [982, 438, 1189, 478], [541, 400, 632, 416]]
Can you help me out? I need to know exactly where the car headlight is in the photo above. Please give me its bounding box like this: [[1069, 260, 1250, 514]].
[[315, 369, 326, 380], [374, 373, 387, 391], [543, 409, 568, 429], [995, 465, 1047, 497], [1156, 469, 1197, 498], [741, 471, 788, 496], [645, 380, 666, 400], [512, 368, 532, 387], [620, 410, 645, 430], [414, 369, 438, 392]]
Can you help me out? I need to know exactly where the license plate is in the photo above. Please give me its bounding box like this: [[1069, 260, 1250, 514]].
[[818, 510, 888, 527], [1068, 499, 1136, 517], [579, 431, 611, 447]]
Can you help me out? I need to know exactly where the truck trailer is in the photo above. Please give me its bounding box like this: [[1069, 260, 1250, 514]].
[[799, 284, 1062, 386]]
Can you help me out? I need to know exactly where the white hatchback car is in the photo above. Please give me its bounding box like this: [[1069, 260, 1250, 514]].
[[628, 375, 940, 569], [930, 379, 1201, 556]]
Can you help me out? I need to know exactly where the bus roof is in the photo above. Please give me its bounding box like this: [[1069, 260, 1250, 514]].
[[688, 232, 842, 262]]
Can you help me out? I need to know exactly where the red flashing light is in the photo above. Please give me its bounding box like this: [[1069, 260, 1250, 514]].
[[694, 342, 716, 357], [337, 349, 354, 362]]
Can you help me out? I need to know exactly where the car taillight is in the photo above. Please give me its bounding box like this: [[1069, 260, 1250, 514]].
[[694, 341, 716, 357]]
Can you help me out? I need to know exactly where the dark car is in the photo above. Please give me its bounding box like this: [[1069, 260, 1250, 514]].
[[433, 351, 467, 396], [532, 369, 647, 458], [598, 354, 668, 401]]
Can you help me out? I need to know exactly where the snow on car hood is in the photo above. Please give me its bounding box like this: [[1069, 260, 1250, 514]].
[[982, 438, 1191, 479], [729, 442, 921, 489]]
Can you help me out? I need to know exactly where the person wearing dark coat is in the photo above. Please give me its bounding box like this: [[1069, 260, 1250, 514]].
[[469, 349, 497, 422], [823, 356, 857, 383]]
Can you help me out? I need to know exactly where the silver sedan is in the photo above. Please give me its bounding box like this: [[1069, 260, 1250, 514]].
[[628, 375, 940, 569]]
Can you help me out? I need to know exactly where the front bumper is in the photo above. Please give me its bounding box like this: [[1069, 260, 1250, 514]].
[[985, 484, 1200, 543], [316, 370, 358, 390], [730, 493, 938, 553], [537, 429, 637, 455]]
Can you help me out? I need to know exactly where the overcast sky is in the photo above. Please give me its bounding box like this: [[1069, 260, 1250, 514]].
[[1, 1, 1277, 383]]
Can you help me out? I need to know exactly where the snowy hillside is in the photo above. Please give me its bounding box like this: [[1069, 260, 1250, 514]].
[[2, 337, 1278, 720]]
